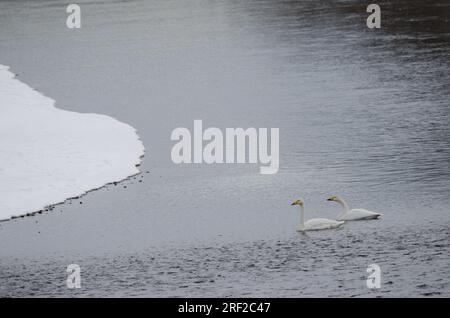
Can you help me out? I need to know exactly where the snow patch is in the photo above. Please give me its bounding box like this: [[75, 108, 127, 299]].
[[0, 64, 145, 221]]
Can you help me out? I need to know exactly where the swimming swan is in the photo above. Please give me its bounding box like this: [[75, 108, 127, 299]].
[[327, 195, 382, 221], [291, 198, 345, 231]]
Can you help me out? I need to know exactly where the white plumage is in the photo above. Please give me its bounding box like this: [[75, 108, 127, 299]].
[[291, 198, 344, 232], [327, 196, 382, 221]]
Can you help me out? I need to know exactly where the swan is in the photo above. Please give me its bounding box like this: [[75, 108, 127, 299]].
[[291, 198, 345, 232], [327, 195, 382, 221]]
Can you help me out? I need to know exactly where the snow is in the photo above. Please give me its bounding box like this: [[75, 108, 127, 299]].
[[0, 64, 145, 221]]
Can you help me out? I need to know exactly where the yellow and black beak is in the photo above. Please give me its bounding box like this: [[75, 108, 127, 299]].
[[327, 196, 337, 202], [291, 199, 301, 206]]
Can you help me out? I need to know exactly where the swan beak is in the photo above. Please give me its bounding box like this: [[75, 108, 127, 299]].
[[327, 196, 336, 201]]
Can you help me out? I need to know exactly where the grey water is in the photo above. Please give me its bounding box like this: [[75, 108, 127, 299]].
[[0, 0, 449, 297]]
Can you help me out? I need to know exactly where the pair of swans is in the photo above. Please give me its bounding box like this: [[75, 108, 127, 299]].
[[291, 196, 382, 232]]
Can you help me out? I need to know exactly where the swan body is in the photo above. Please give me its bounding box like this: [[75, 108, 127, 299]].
[[301, 218, 345, 231], [291, 199, 344, 232], [337, 208, 381, 221], [327, 196, 382, 221]]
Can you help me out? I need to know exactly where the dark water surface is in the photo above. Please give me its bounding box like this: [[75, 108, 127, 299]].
[[0, 0, 449, 297]]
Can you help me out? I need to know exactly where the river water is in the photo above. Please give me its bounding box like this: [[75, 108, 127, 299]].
[[0, 0, 449, 297]]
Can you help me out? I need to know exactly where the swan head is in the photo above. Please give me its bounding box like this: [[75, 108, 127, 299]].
[[327, 195, 339, 202], [291, 199, 304, 206]]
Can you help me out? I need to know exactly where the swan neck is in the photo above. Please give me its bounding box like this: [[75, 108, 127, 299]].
[[338, 198, 350, 213], [299, 204, 305, 230]]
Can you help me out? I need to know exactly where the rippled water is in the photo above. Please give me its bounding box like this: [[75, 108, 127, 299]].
[[0, 0, 449, 297], [1, 224, 449, 297]]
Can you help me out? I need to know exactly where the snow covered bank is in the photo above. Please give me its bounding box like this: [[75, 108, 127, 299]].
[[0, 65, 145, 221]]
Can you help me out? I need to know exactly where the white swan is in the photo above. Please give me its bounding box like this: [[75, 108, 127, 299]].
[[327, 195, 382, 221], [291, 198, 345, 232]]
